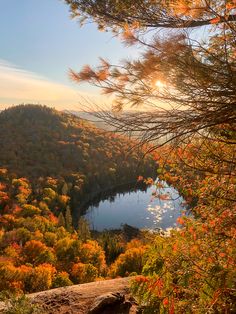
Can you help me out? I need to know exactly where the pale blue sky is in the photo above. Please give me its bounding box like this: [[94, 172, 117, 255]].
[[0, 0, 209, 110], [0, 0, 137, 109]]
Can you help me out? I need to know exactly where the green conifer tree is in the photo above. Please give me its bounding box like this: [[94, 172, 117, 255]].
[[77, 217, 91, 242], [65, 206, 73, 233], [58, 212, 66, 228]]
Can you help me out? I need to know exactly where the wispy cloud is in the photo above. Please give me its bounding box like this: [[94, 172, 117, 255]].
[[0, 59, 104, 111]]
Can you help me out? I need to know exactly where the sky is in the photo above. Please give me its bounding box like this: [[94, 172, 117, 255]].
[[0, 0, 137, 110]]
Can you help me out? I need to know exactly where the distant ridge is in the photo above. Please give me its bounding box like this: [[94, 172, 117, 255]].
[[64, 110, 114, 131]]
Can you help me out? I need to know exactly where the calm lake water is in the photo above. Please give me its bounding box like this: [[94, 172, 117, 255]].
[[84, 181, 186, 231]]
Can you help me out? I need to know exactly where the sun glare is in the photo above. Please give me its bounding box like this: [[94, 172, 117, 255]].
[[155, 80, 164, 88]]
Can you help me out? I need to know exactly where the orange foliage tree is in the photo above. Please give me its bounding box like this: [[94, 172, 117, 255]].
[[109, 240, 149, 277]]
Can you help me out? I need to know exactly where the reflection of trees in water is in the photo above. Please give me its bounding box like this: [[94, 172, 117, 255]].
[[83, 182, 148, 211]]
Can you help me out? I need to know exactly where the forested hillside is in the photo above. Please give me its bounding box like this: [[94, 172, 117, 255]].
[[0, 105, 155, 213], [0, 105, 154, 180]]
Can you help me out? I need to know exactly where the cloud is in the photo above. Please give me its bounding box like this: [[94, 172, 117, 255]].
[[0, 59, 105, 111]]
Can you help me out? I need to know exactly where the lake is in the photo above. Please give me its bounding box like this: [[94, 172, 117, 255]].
[[84, 181, 186, 231]]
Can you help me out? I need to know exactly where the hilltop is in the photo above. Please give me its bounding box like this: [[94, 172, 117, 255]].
[[0, 105, 154, 179]]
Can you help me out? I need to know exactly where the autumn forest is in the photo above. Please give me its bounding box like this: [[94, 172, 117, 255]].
[[0, 0, 236, 313]]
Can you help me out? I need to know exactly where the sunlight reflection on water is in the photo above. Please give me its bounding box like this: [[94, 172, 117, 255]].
[[84, 180, 186, 231]]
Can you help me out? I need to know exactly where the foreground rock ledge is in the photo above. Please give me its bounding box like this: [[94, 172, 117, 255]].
[[0, 278, 139, 314]]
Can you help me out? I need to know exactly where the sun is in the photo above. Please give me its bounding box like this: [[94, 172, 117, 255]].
[[155, 80, 165, 88]]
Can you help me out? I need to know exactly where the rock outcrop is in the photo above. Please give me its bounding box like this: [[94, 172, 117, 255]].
[[0, 278, 139, 314]]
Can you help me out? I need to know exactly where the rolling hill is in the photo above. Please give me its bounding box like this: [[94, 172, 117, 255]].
[[0, 105, 155, 210]]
